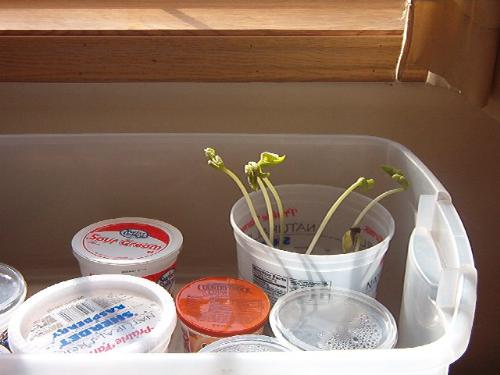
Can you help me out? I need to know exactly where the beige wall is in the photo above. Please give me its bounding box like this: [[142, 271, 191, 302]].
[[485, 47, 500, 121], [0, 82, 498, 374]]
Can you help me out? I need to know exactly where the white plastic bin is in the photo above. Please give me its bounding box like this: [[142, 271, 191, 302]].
[[0, 134, 476, 375]]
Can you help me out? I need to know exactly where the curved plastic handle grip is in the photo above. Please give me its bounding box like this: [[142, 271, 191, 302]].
[[415, 196, 478, 360], [436, 264, 478, 360]]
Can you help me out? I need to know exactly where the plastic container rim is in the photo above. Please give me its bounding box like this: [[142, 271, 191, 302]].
[[199, 334, 293, 352], [7, 274, 177, 354], [230, 184, 395, 262], [0, 263, 27, 329], [71, 217, 183, 266], [269, 286, 398, 351], [175, 277, 271, 338]]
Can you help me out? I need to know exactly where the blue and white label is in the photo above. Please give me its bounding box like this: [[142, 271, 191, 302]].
[[119, 229, 149, 239], [27, 293, 161, 353]]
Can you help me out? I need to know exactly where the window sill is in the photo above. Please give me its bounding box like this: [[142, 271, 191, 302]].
[[0, 0, 427, 82]]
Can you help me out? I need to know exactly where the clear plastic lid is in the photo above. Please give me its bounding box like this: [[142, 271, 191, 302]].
[[270, 287, 397, 351], [0, 263, 27, 329], [199, 335, 292, 353]]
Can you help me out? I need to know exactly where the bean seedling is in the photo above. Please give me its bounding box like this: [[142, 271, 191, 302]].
[[204, 148, 408, 256], [341, 165, 409, 253], [245, 152, 286, 248], [305, 177, 375, 255], [204, 147, 273, 247]]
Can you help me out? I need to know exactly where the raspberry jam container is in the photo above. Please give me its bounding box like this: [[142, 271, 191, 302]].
[[8, 275, 177, 354], [72, 218, 182, 292], [0, 263, 27, 350], [175, 277, 271, 352]]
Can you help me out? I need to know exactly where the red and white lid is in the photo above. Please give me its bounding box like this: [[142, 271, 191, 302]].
[[72, 218, 183, 266]]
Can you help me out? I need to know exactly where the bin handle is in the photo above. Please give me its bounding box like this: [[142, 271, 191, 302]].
[[415, 195, 478, 360], [436, 264, 477, 360]]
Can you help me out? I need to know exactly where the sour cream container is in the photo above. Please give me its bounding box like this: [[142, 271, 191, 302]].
[[199, 334, 292, 352], [270, 286, 398, 351], [176, 277, 271, 352], [0, 263, 27, 349], [72, 218, 182, 292], [8, 275, 177, 353]]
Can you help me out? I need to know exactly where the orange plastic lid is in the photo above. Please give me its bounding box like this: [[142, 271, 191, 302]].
[[175, 277, 270, 337]]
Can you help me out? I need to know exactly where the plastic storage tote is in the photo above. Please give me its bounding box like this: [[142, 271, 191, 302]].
[[0, 134, 476, 375]]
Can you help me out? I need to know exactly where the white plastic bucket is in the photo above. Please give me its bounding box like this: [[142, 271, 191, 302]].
[[7, 275, 177, 354], [72, 218, 182, 292], [230, 185, 395, 303]]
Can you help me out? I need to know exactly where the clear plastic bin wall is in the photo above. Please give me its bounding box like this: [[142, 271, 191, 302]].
[[0, 134, 477, 375]]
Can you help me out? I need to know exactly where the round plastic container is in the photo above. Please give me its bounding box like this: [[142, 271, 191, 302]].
[[0, 263, 27, 349], [270, 286, 397, 351], [199, 334, 292, 352], [72, 218, 183, 292], [176, 277, 271, 352], [8, 275, 176, 353], [230, 185, 395, 303]]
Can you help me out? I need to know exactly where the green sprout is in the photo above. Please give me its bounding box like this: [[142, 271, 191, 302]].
[[245, 152, 286, 248], [245, 161, 275, 245], [341, 165, 409, 253], [305, 177, 375, 255], [205, 148, 403, 257], [204, 147, 273, 247]]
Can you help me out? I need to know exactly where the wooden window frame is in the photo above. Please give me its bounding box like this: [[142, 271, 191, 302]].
[[0, 0, 427, 82]]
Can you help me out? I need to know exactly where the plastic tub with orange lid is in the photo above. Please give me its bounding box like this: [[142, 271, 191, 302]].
[[175, 277, 270, 352]]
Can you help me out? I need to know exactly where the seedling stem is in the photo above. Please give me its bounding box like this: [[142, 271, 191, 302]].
[[305, 177, 374, 255], [205, 148, 272, 246]]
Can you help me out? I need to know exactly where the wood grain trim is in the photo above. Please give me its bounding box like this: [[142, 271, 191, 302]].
[[0, 29, 404, 37], [0, 0, 405, 36], [0, 0, 415, 82], [398, 66, 428, 81], [0, 36, 403, 82]]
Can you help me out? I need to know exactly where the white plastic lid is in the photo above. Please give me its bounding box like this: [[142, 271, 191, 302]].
[[7, 275, 176, 353], [72, 217, 183, 265], [199, 335, 292, 352], [0, 263, 27, 331], [270, 287, 397, 350]]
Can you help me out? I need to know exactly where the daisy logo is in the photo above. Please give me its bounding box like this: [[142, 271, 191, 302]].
[[119, 229, 149, 239]]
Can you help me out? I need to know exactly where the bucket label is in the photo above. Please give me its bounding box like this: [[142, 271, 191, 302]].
[[252, 264, 331, 304], [26, 292, 161, 353], [252, 264, 382, 303], [0, 329, 8, 350], [144, 262, 177, 292], [82, 222, 170, 260]]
